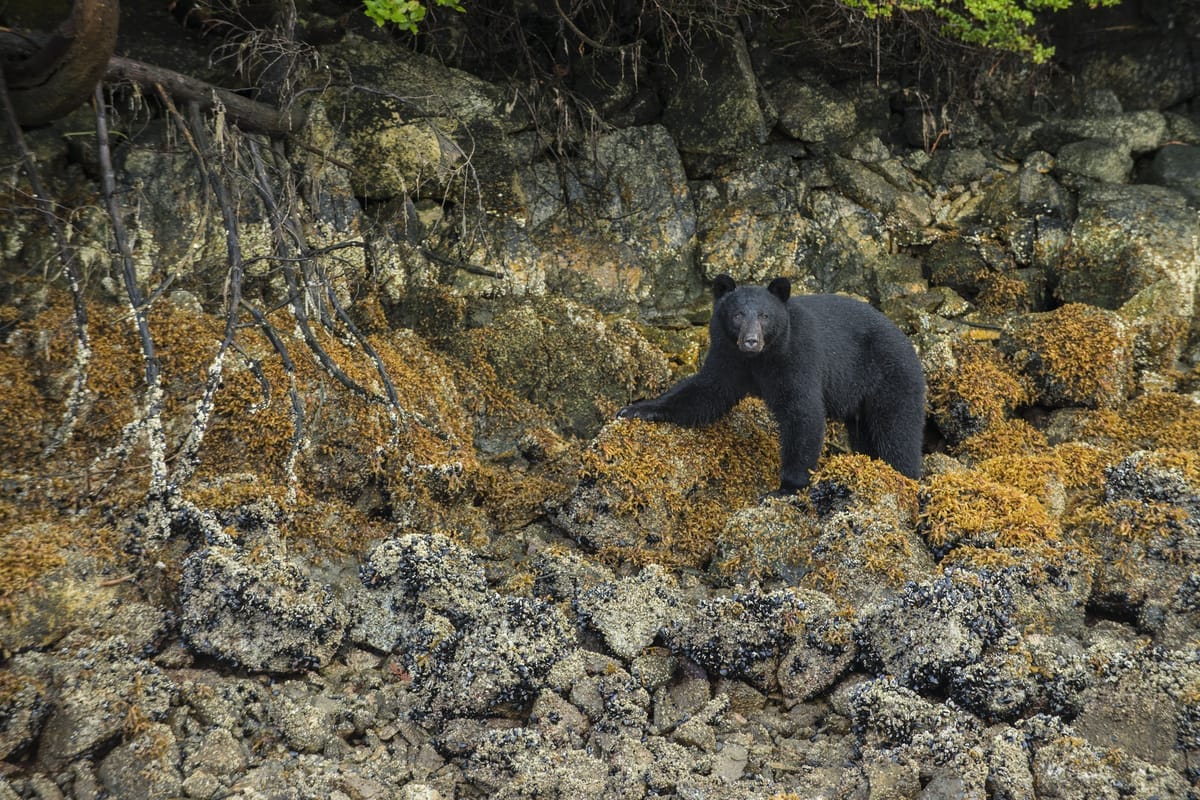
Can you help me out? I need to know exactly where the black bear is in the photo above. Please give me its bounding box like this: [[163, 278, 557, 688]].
[[618, 274, 925, 494]]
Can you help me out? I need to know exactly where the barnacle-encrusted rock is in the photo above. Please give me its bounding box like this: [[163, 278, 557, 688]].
[[1073, 644, 1200, 775], [352, 533, 577, 716], [179, 544, 349, 672], [661, 585, 848, 695], [856, 569, 1016, 692], [573, 564, 683, 660], [849, 678, 989, 795], [25, 639, 176, 771]]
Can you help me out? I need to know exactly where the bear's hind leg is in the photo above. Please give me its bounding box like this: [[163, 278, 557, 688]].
[[860, 402, 924, 480]]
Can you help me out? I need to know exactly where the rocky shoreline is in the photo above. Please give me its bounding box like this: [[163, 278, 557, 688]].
[[2, 3, 1200, 798]]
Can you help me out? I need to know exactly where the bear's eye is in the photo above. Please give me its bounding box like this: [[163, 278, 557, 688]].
[[759, 312, 769, 320], [733, 312, 744, 322]]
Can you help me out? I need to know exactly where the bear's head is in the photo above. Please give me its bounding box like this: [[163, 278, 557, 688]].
[[712, 274, 791, 355]]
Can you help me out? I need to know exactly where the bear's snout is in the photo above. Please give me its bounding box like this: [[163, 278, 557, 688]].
[[738, 319, 765, 353]]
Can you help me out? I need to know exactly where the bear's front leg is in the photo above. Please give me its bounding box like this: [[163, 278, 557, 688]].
[[618, 371, 745, 427], [775, 403, 826, 494]]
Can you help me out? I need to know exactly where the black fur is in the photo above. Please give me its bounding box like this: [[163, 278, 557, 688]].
[[618, 274, 926, 494]]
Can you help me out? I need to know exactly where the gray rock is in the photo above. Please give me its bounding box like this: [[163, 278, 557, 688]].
[[1035, 110, 1168, 156], [0, 669, 47, 761], [1076, 33, 1195, 111], [922, 147, 993, 187], [179, 543, 349, 672], [96, 724, 182, 800], [574, 565, 683, 659], [661, 30, 767, 156], [1146, 144, 1200, 205], [1054, 139, 1133, 183], [856, 570, 1015, 692], [30, 640, 175, 771], [321, 34, 520, 203], [770, 78, 858, 143]]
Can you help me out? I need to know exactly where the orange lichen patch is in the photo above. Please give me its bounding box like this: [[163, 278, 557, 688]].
[[1051, 441, 1117, 493], [1075, 392, 1200, 452], [0, 289, 585, 562], [0, 522, 117, 622], [920, 470, 1059, 553], [799, 509, 929, 599], [1005, 303, 1132, 409], [575, 399, 779, 569], [976, 453, 1066, 511], [974, 270, 1030, 315], [808, 453, 920, 514], [0, 348, 51, 464], [954, 418, 1048, 462], [928, 340, 1033, 441]]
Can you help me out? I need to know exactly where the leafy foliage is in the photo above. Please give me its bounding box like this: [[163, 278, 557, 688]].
[[839, 0, 1119, 62], [363, 0, 464, 32]]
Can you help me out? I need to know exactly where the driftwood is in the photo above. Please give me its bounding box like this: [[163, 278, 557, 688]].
[[1, 0, 305, 134], [1, 0, 118, 125], [106, 56, 308, 135]]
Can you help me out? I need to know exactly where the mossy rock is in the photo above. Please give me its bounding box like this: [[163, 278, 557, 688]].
[[554, 398, 779, 569], [1002, 304, 1133, 409], [714, 455, 930, 604], [453, 297, 671, 438], [928, 340, 1033, 444]]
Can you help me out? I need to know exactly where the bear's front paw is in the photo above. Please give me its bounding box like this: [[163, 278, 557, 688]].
[[617, 402, 663, 421]]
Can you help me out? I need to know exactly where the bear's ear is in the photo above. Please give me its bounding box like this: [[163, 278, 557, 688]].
[[768, 277, 791, 302], [713, 274, 736, 300]]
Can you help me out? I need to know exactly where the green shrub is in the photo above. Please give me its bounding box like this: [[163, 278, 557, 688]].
[[839, 0, 1119, 62], [362, 0, 464, 32]]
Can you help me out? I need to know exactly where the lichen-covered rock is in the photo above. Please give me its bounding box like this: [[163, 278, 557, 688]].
[[828, 154, 934, 244], [453, 297, 670, 436], [693, 156, 810, 283], [555, 400, 779, 568], [1054, 183, 1200, 317], [573, 565, 684, 660], [1002, 304, 1134, 409], [449, 124, 700, 312], [661, 585, 846, 695], [1035, 110, 1168, 156], [321, 34, 520, 204], [856, 570, 1016, 693], [179, 543, 349, 672]]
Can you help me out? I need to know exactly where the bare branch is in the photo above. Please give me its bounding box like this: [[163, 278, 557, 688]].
[[0, 65, 93, 458]]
